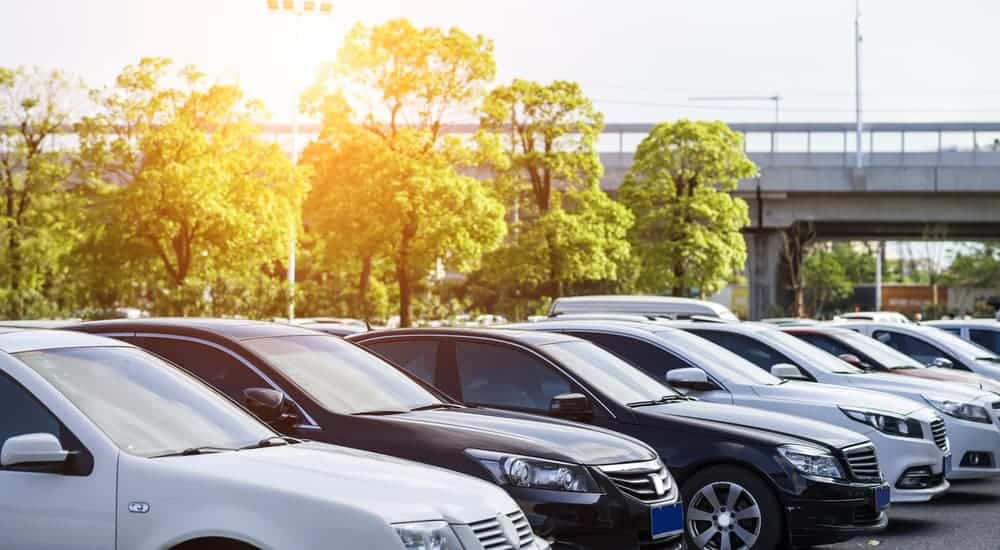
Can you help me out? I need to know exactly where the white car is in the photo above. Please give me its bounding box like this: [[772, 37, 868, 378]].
[[925, 319, 1000, 356], [845, 321, 1000, 380], [676, 322, 1000, 482], [0, 330, 546, 550], [527, 320, 950, 503]]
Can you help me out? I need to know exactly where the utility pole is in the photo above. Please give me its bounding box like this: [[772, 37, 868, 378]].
[[855, 0, 864, 169], [264, 0, 334, 321]]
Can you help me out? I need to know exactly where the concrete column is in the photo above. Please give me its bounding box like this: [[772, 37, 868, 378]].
[[745, 230, 784, 320]]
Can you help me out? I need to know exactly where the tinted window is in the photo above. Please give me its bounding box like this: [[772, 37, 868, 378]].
[[541, 340, 679, 405], [365, 340, 438, 385], [872, 331, 957, 367], [17, 347, 274, 457], [569, 332, 690, 379], [795, 333, 858, 360], [454, 341, 572, 411], [939, 327, 961, 336], [970, 330, 1000, 354], [137, 338, 272, 401], [242, 335, 440, 415], [688, 330, 792, 372], [0, 372, 61, 445]]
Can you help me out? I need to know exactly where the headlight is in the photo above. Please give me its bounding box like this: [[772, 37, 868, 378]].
[[466, 449, 600, 493], [924, 396, 992, 424], [840, 407, 924, 438], [777, 444, 845, 480], [394, 521, 462, 550]]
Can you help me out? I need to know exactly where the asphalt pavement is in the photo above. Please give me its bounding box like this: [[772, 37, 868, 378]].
[[821, 478, 1000, 550]]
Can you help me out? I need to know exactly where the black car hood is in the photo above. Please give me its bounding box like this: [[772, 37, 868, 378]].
[[636, 401, 868, 451], [378, 407, 655, 465]]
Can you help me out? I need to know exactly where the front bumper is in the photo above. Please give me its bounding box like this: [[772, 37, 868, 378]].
[[783, 479, 889, 548], [943, 415, 1000, 480], [867, 431, 949, 502], [510, 486, 683, 550]]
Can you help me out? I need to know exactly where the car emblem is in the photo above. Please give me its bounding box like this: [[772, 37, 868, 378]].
[[650, 473, 666, 496], [497, 514, 520, 547], [128, 502, 150, 514]]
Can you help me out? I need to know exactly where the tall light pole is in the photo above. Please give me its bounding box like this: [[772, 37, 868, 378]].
[[855, 0, 864, 169], [265, 0, 334, 320]]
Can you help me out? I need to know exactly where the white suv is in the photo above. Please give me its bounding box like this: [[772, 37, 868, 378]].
[[0, 330, 546, 550]]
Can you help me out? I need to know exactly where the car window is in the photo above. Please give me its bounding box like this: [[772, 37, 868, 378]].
[[453, 341, 572, 411], [0, 372, 61, 446], [969, 330, 1000, 355], [364, 340, 438, 386], [795, 333, 859, 361], [540, 340, 679, 404], [872, 331, 958, 367], [568, 332, 690, 379], [16, 347, 274, 458], [687, 330, 793, 372], [938, 327, 962, 336], [137, 338, 272, 401]]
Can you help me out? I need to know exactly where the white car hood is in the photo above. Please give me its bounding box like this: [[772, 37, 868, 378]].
[[752, 381, 927, 416], [156, 442, 517, 525], [842, 371, 993, 404]]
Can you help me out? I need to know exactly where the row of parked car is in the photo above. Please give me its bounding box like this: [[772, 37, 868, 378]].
[[2, 296, 999, 550]]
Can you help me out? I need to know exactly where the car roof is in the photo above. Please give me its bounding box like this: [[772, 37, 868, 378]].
[[506, 319, 678, 337], [74, 317, 322, 341], [549, 295, 731, 316], [0, 319, 81, 329], [660, 320, 774, 333], [0, 329, 134, 354], [780, 324, 863, 336], [925, 319, 1000, 328], [351, 327, 579, 346]]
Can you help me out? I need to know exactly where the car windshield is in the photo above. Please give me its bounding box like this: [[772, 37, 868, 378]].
[[242, 335, 440, 415], [16, 346, 274, 458], [652, 329, 783, 385], [540, 340, 680, 405], [753, 329, 865, 375], [827, 329, 924, 369], [919, 327, 1000, 360]]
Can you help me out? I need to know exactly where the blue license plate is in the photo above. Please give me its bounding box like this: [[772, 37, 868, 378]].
[[651, 502, 684, 539], [875, 485, 891, 511], [944, 454, 953, 476]]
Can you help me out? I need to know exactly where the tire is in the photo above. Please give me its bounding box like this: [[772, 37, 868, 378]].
[[681, 465, 783, 550]]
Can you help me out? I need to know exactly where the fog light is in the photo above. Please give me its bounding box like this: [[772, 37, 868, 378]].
[[960, 452, 995, 468], [896, 466, 933, 490]]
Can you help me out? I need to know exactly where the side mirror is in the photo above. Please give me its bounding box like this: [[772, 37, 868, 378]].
[[243, 388, 299, 428], [838, 354, 864, 367], [770, 363, 806, 380], [549, 393, 593, 422], [931, 357, 954, 369], [1, 433, 68, 472], [666, 368, 717, 391]]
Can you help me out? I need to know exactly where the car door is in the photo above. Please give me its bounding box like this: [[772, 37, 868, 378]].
[[871, 330, 963, 370], [687, 330, 816, 380], [564, 331, 734, 404], [0, 368, 115, 550]]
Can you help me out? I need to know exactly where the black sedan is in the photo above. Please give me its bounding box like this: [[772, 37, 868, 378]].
[[72, 319, 682, 550], [351, 328, 891, 550]]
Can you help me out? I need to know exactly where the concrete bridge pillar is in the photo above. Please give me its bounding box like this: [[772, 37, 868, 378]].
[[745, 230, 784, 321]]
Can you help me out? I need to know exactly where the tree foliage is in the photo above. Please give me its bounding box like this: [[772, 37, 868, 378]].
[[620, 120, 755, 297], [302, 20, 506, 326], [0, 66, 86, 318], [942, 243, 1000, 288], [803, 246, 854, 318], [77, 58, 307, 315]]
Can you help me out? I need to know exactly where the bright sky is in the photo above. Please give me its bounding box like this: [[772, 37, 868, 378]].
[[4, 0, 1000, 126]]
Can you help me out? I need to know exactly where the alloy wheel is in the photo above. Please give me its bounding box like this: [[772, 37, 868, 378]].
[[686, 481, 762, 550]]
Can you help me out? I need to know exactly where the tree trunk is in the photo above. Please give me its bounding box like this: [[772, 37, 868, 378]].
[[357, 253, 373, 320], [671, 263, 685, 297], [396, 217, 417, 328], [7, 229, 22, 318]]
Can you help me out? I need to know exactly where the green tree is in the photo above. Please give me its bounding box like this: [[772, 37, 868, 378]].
[[803, 246, 854, 318], [475, 79, 632, 303], [942, 243, 1000, 288], [0, 66, 86, 318], [303, 20, 506, 327], [77, 58, 307, 315], [620, 120, 755, 297]]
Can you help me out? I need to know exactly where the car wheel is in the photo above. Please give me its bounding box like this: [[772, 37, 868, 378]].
[[681, 465, 782, 550]]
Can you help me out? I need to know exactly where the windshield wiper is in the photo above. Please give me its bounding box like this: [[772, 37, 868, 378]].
[[628, 395, 693, 408], [411, 403, 465, 411], [238, 436, 302, 451], [977, 357, 1000, 363], [353, 409, 409, 416], [150, 446, 235, 458]]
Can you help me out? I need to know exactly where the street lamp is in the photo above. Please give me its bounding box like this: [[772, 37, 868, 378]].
[[264, 0, 333, 321]]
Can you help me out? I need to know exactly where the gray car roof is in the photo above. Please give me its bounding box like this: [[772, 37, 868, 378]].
[[0, 329, 133, 354]]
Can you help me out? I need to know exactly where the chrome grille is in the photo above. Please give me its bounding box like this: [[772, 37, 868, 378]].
[[843, 443, 882, 482], [597, 460, 675, 503], [470, 511, 533, 549], [930, 418, 949, 452]]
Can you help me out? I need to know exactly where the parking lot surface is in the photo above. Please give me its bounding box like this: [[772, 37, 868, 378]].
[[822, 479, 1000, 550]]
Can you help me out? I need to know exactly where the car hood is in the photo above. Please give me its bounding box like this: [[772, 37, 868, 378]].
[[752, 381, 926, 416], [382, 407, 655, 466], [890, 367, 1000, 394], [156, 442, 518, 524], [842, 371, 993, 403], [637, 401, 869, 450]]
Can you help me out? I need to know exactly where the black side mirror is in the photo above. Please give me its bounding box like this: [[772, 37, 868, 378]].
[[549, 393, 593, 422], [243, 388, 299, 429]]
